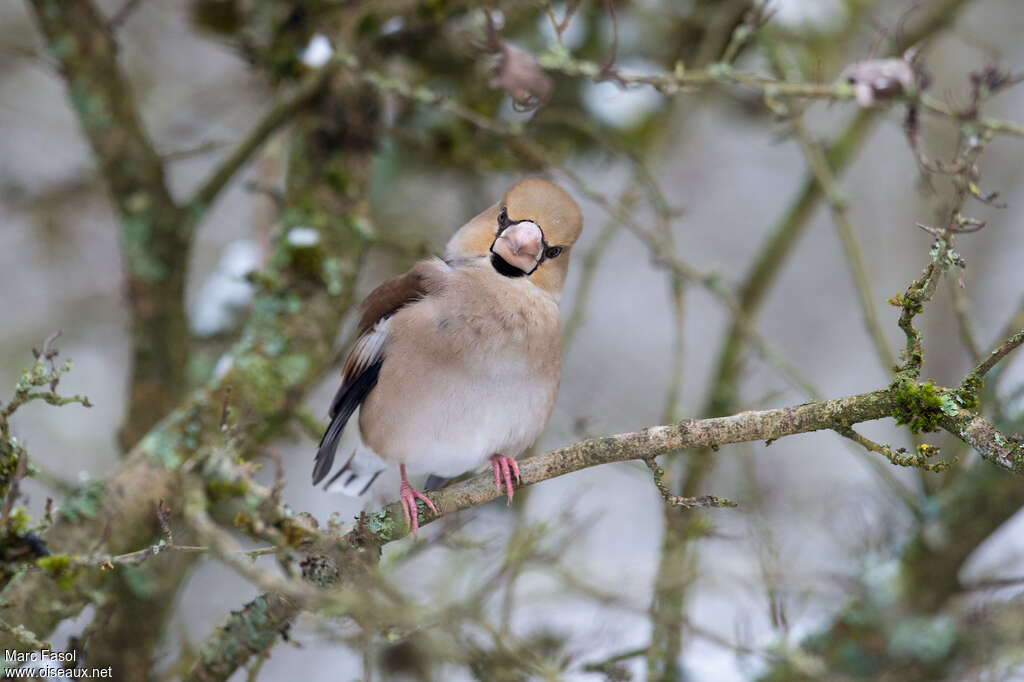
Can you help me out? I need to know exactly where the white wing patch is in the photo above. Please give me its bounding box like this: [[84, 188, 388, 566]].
[[338, 317, 390, 400]]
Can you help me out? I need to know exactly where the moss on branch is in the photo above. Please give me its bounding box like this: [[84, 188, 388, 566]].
[[185, 365, 1024, 680]]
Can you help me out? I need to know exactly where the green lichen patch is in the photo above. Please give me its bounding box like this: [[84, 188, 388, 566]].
[[887, 292, 923, 314], [139, 426, 183, 470], [363, 509, 397, 543], [891, 380, 947, 433], [956, 374, 983, 410], [4, 507, 33, 536], [323, 257, 346, 296], [888, 615, 957, 663], [56, 480, 106, 523], [232, 354, 285, 416], [278, 354, 311, 387], [36, 553, 80, 589], [0, 441, 21, 501]]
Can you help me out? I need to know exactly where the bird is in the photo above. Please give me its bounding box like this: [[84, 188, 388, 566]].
[[312, 178, 583, 532]]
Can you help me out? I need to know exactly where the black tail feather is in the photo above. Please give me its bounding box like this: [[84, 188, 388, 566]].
[[324, 452, 383, 495], [312, 360, 382, 485]]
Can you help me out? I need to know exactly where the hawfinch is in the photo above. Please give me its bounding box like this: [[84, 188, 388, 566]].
[[313, 178, 583, 532]]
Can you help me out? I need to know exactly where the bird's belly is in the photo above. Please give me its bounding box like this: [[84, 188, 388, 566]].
[[361, 361, 556, 477]]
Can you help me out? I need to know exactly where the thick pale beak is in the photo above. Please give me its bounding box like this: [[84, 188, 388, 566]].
[[494, 221, 543, 273], [502, 221, 542, 257]]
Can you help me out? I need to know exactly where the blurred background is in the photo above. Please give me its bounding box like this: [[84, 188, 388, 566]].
[[3, 0, 1024, 680]]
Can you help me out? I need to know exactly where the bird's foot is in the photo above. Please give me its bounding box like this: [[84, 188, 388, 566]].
[[399, 467, 437, 534], [490, 454, 521, 505]]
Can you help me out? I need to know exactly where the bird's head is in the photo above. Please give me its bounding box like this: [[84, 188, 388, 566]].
[[446, 178, 583, 296]]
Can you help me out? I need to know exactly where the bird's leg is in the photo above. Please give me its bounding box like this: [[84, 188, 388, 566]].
[[490, 454, 521, 505], [399, 464, 437, 534]]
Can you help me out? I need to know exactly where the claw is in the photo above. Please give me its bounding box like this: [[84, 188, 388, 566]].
[[399, 464, 437, 534], [490, 454, 520, 505]]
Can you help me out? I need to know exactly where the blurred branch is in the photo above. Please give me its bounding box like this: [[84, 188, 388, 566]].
[[186, 62, 338, 213], [535, 60, 1024, 139], [561, 213, 622, 350], [987, 296, 1024, 391], [651, 5, 980, 667], [23, 3, 366, 674], [186, 591, 300, 682], [28, 0, 190, 448], [961, 328, 1024, 390], [108, 0, 145, 31], [790, 112, 894, 371], [950, 280, 985, 365], [650, 119, 879, 661], [761, 460, 1024, 681], [532, 0, 1023, 141], [583, 645, 649, 674], [695, 0, 757, 67], [920, 93, 1024, 138], [0, 83, 375, 673], [160, 139, 230, 162], [707, 109, 875, 418]]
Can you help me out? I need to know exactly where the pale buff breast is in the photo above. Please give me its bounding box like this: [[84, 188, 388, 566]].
[[359, 262, 561, 476]]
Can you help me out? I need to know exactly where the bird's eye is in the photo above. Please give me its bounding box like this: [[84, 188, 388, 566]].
[[545, 245, 563, 259], [497, 207, 510, 228]]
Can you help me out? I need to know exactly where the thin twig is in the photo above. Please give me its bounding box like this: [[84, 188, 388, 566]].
[[187, 63, 338, 212], [836, 427, 950, 473], [643, 457, 738, 510], [950, 280, 984, 365], [790, 111, 894, 372], [961, 328, 1024, 392]]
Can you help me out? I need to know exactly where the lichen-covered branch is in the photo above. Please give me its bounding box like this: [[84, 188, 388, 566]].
[[395, 385, 1016, 536], [893, 263, 940, 376], [185, 362, 1024, 680], [0, 77, 375, 665], [186, 592, 299, 682]]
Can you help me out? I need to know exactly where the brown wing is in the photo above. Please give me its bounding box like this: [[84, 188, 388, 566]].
[[356, 259, 448, 333], [343, 258, 449, 386], [313, 258, 449, 486]]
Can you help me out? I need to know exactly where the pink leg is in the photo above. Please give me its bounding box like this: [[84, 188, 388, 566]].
[[399, 464, 437, 534], [490, 454, 521, 505]]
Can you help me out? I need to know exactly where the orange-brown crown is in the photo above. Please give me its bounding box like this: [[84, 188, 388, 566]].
[[445, 178, 582, 296]]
